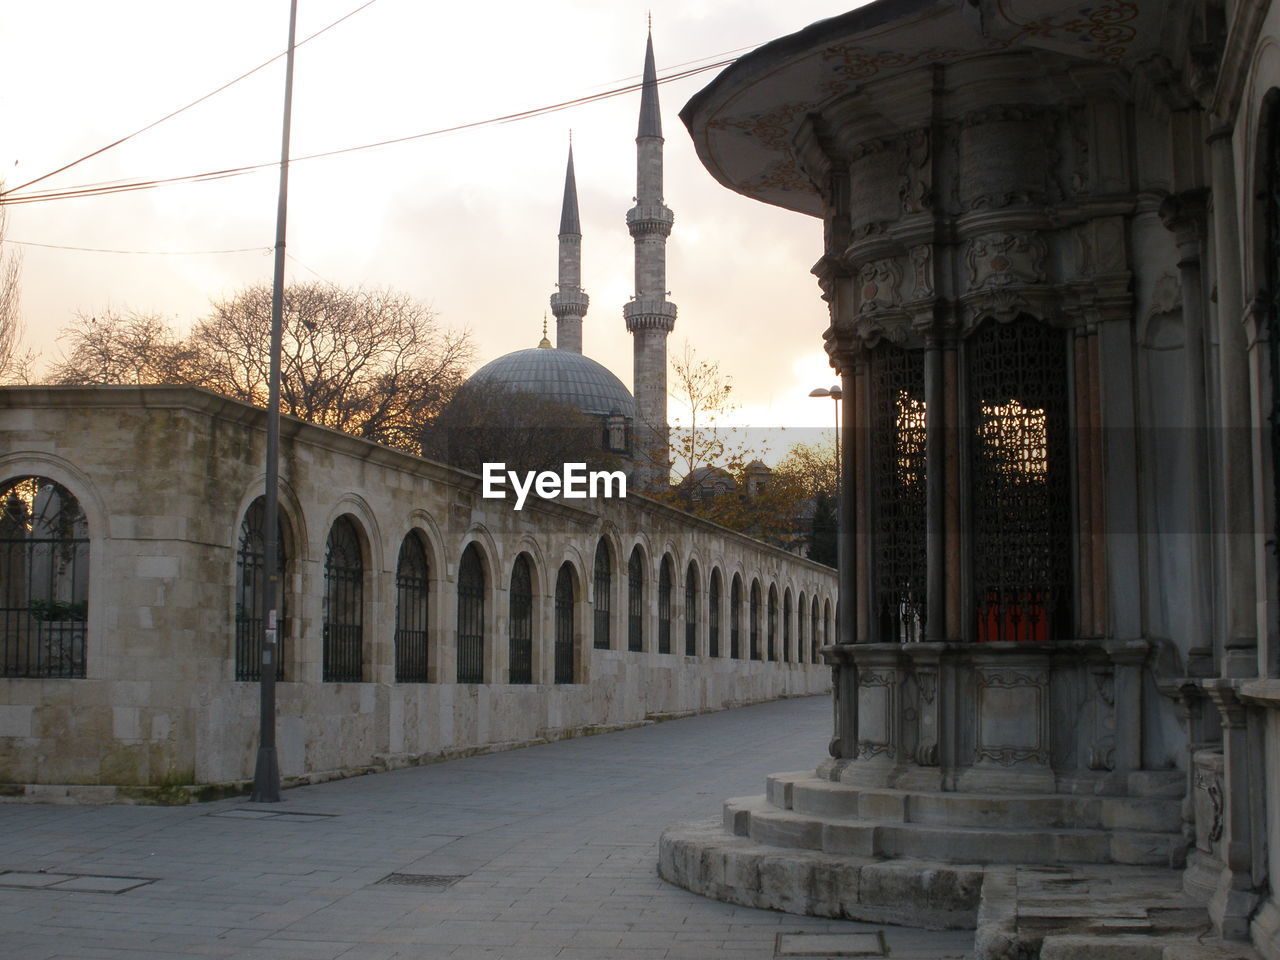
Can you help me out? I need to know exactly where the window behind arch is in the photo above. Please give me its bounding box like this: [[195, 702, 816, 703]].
[[509, 555, 533, 684], [323, 516, 364, 682], [750, 581, 761, 660], [811, 597, 820, 662], [628, 548, 644, 652], [784, 590, 792, 662], [969, 317, 1071, 642], [730, 576, 742, 658], [708, 571, 721, 658], [767, 586, 778, 661], [0, 477, 89, 679], [593, 541, 611, 650], [457, 544, 485, 683], [395, 535, 430, 683], [555, 563, 575, 684], [685, 563, 698, 656], [236, 497, 287, 682], [658, 556, 672, 654]]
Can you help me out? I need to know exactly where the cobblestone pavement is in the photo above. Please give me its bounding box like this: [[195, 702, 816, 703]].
[[0, 695, 972, 959]]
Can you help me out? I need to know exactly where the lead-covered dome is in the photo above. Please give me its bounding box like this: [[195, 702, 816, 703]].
[[467, 347, 635, 419]]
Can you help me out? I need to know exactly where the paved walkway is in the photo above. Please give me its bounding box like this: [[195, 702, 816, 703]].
[[0, 695, 972, 960]]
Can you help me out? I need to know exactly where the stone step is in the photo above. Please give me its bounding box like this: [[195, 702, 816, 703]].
[[769, 773, 1183, 834], [1036, 934, 1263, 960], [659, 818, 985, 930], [730, 796, 1182, 866]]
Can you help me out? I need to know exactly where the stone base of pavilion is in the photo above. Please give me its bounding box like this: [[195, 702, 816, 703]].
[[658, 769, 1261, 959]]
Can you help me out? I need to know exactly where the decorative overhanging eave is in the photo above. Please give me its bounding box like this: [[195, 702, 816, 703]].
[[680, 0, 1169, 217]]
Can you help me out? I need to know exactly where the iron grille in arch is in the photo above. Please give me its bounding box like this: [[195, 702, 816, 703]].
[[508, 556, 533, 684], [708, 573, 721, 658], [0, 477, 88, 679], [870, 342, 927, 643], [730, 577, 741, 658], [394, 535, 429, 683], [456, 545, 485, 683], [627, 548, 643, 653], [1267, 99, 1280, 595], [593, 541, 611, 650], [685, 564, 697, 656], [236, 497, 287, 681], [658, 557, 672, 654], [554, 563, 574, 683], [323, 516, 364, 682], [968, 317, 1072, 643]]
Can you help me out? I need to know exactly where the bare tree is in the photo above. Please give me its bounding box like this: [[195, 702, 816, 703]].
[[49, 282, 473, 455], [667, 340, 736, 482], [49, 310, 192, 386], [0, 202, 32, 383]]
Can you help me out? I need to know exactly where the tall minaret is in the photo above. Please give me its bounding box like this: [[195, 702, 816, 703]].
[[624, 29, 675, 491], [550, 142, 588, 353]]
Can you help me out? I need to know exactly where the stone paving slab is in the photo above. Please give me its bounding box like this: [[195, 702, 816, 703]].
[[0, 695, 972, 960]]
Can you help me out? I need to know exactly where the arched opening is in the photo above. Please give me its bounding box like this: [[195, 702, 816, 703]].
[[731, 574, 743, 658], [784, 588, 793, 662], [394, 533, 430, 683], [823, 598, 832, 652], [0, 477, 89, 678], [235, 496, 286, 682], [593, 539, 612, 650], [457, 543, 486, 683], [811, 596, 820, 662], [685, 560, 699, 656], [323, 515, 364, 682], [767, 584, 778, 661], [709, 569, 722, 658], [508, 554, 533, 684], [750, 579, 762, 660], [797, 590, 807, 663], [554, 562, 575, 683], [628, 546, 645, 652], [658, 555, 673, 654]]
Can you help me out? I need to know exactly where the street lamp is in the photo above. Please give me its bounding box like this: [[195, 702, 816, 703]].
[[808, 385, 842, 490]]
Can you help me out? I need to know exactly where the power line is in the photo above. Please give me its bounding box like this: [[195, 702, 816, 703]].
[[1, 0, 382, 198], [0, 57, 737, 207], [9, 239, 269, 255]]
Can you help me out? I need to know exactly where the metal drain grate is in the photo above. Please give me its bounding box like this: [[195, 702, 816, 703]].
[[775, 931, 887, 957], [376, 873, 467, 889]]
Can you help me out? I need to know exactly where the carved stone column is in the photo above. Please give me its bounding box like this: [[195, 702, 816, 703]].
[[1203, 682, 1262, 938]]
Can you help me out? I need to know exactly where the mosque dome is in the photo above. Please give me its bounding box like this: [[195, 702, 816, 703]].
[[467, 345, 635, 420]]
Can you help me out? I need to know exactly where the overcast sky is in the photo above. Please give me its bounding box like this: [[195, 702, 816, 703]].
[[3, 1, 858, 431]]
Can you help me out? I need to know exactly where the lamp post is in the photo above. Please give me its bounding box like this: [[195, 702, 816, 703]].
[[810, 385, 843, 646], [251, 0, 299, 804]]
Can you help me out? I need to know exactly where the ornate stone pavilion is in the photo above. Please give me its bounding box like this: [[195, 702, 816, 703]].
[[661, 2, 1280, 958]]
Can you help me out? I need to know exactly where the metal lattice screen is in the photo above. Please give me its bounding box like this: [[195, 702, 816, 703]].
[[870, 343, 927, 642], [456, 545, 485, 683], [554, 563, 574, 684], [236, 497, 287, 682], [394, 535, 429, 683], [685, 563, 697, 656], [969, 317, 1072, 642], [730, 577, 742, 658], [749, 581, 761, 660], [508, 555, 533, 684], [593, 541, 611, 650], [0, 477, 88, 679], [628, 548, 644, 653], [323, 516, 364, 682], [658, 557, 672, 654], [767, 587, 778, 661], [783, 590, 792, 662], [708, 572, 721, 658]]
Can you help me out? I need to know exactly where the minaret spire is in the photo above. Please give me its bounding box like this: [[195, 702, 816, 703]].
[[550, 139, 588, 353], [625, 25, 675, 491]]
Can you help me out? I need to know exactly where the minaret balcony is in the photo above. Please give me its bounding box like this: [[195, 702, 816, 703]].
[[626, 204, 675, 237], [624, 299, 677, 332], [550, 290, 589, 315]]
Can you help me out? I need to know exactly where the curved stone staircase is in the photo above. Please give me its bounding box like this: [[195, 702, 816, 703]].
[[659, 769, 1260, 958]]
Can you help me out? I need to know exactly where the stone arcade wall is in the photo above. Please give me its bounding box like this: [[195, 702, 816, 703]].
[[0, 386, 834, 800]]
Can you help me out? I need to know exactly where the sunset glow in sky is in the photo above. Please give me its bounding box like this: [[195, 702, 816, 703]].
[[4, 1, 861, 431]]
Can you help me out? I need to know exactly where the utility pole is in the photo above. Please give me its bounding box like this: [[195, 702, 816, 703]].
[[252, 0, 299, 804]]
